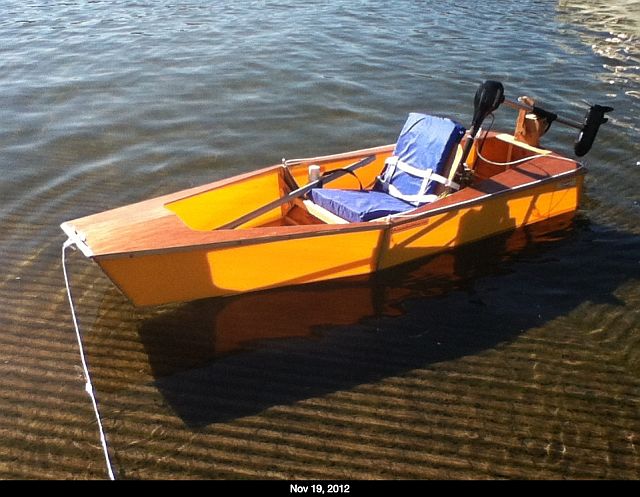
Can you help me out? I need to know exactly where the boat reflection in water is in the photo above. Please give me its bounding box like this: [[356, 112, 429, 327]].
[[138, 213, 577, 377]]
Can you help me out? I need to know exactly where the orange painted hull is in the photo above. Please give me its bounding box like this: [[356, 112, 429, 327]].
[[61, 132, 584, 307]]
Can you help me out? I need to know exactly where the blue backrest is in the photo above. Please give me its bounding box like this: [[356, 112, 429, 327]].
[[375, 113, 466, 206]]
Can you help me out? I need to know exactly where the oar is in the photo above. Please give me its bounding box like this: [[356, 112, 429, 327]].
[[218, 154, 376, 230]]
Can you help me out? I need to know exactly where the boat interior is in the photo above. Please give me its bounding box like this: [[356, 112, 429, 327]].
[[164, 125, 556, 232]]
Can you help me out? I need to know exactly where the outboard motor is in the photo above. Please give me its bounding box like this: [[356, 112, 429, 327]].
[[471, 80, 505, 132], [443, 80, 613, 194], [441, 80, 505, 193]]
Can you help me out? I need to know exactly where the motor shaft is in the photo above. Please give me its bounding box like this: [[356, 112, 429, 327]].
[[503, 98, 583, 129]]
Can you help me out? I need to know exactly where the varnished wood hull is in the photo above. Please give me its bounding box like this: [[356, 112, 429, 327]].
[[61, 133, 584, 306]]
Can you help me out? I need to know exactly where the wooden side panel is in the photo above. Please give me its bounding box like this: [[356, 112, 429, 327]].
[[97, 228, 386, 307], [379, 178, 581, 269]]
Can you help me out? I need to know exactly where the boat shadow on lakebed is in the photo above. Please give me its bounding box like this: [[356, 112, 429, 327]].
[[136, 215, 640, 427]]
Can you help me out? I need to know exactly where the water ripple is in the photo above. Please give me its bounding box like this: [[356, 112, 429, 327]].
[[0, 0, 638, 480]]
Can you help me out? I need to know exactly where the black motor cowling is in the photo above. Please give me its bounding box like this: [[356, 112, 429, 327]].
[[472, 80, 505, 131]]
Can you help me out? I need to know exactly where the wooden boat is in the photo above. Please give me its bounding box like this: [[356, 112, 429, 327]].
[[61, 81, 610, 307]]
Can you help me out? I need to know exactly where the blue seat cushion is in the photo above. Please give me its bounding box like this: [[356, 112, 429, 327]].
[[375, 113, 466, 204], [309, 188, 413, 222]]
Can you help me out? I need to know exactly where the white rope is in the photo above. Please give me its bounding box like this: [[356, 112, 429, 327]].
[[475, 150, 577, 167], [62, 239, 116, 480]]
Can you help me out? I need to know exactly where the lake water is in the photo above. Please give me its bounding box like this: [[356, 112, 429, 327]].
[[0, 0, 638, 479]]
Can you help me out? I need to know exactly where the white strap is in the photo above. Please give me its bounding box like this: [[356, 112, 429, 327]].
[[378, 156, 460, 205], [379, 156, 396, 185], [384, 156, 460, 189], [386, 183, 439, 205]]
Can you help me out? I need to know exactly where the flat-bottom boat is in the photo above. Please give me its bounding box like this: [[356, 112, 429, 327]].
[[61, 81, 611, 307]]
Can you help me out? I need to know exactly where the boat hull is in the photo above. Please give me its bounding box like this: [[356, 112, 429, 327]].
[[96, 225, 386, 306], [95, 171, 581, 307], [61, 133, 584, 307]]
